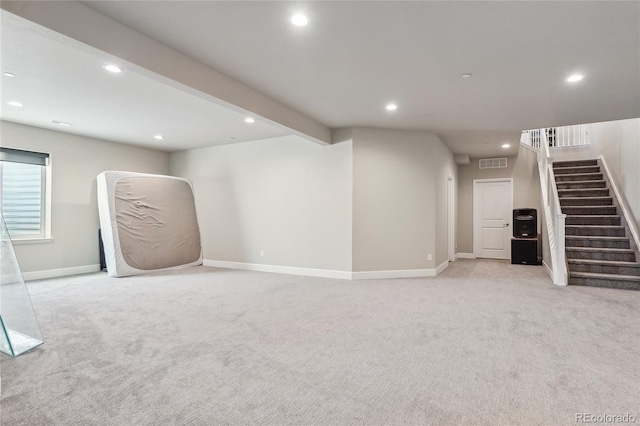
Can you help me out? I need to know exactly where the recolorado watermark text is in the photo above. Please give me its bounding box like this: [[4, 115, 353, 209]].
[[576, 413, 637, 423]]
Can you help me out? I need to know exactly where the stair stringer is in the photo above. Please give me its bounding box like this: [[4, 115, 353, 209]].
[[598, 156, 640, 260]]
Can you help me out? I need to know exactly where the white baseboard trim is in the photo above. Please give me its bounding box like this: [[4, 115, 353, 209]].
[[23, 264, 101, 282], [352, 261, 449, 280], [204, 259, 450, 280], [352, 269, 432, 279], [457, 252, 476, 259], [202, 259, 352, 280], [436, 260, 449, 275], [542, 260, 553, 280]]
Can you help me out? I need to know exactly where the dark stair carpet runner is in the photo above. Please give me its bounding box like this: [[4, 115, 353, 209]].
[[553, 159, 640, 290]]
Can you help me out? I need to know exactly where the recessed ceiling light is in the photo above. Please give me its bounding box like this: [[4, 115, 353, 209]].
[[566, 74, 584, 83], [3, 72, 15, 77], [7, 101, 24, 107], [51, 120, 73, 126], [103, 64, 123, 73], [291, 14, 309, 26], [461, 73, 472, 78], [385, 103, 398, 111], [502, 143, 511, 148], [244, 117, 255, 124], [154, 135, 165, 140]]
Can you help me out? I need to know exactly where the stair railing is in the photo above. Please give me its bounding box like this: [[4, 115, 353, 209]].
[[520, 129, 541, 150], [523, 128, 568, 285], [547, 124, 589, 148], [521, 125, 589, 150]]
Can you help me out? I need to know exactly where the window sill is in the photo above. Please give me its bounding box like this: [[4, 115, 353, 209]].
[[11, 237, 54, 245]]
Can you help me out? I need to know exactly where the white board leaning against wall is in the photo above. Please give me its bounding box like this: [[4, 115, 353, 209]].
[[97, 171, 202, 277]]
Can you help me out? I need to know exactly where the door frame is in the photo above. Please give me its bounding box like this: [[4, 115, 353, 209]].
[[447, 175, 455, 262], [473, 178, 514, 259]]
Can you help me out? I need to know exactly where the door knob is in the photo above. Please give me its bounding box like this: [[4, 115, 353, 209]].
[[503, 223, 510, 227]]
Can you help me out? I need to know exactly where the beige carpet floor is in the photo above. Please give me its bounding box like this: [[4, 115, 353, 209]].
[[1, 259, 639, 425]]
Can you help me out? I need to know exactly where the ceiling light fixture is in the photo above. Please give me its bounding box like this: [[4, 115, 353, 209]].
[[51, 120, 73, 126], [7, 101, 24, 107], [461, 73, 472, 78], [291, 14, 309, 26], [244, 117, 255, 124], [502, 143, 511, 149], [566, 74, 584, 83], [154, 135, 165, 140], [103, 64, 123, 73], [385, 103, 398, 111], [3, 72, 15, 77]]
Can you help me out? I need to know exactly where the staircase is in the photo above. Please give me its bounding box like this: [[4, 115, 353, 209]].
[[554, 159, 640, 290]]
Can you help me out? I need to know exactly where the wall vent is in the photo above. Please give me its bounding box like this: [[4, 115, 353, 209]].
[[479, 158, 507, 169]]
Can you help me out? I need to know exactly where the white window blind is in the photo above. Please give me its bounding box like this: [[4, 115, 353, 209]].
[[0, 148, 49, 238]]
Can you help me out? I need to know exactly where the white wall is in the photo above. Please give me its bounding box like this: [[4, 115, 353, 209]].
[[352, 128, 456, 271], [1, 121, 170, 273], [169, 135, 353, 272], [457, 147, 541, 255], [170, 128, 456, 276], [5, 122, 456, 278]]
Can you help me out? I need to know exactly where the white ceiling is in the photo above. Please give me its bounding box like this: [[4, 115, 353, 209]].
[[0, 12, 290, 151], [2, 1, 639, 157]]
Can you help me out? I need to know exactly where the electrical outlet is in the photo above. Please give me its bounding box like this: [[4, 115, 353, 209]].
[[428, 254, 432, 261], [260, 250, 264, 258]]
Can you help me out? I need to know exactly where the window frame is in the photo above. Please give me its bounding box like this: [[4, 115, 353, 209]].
[[0, 147, 52, 242]]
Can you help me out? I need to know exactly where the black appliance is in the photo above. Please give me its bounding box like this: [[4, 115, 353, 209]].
[[511, 236, 541, 265], [513, 208, 537, 238]]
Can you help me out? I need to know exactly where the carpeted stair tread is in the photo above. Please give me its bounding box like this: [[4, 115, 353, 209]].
[[568, 259, 640, 267], [553, 165, 601, 174], [555, 179, 605, 184], [554, 172, 602, 177], [559, 196, 613, 206], [562, 206, 617, 215], [570, 271, 640, 282], [554, 173, 603, 182], [565, 247, 634, 253], [569, 272, 640, 290], [565, 235, 628, 242], [553, 159, 598, 167], [565, 236, 630, 249], [567, 259, 640, 276], [565, 225, 625, 237], [553, 166, 601, 175], [558, 189, 610, 197], [565, 215, 621, 226], [566, 247, 636, 262], [556, 180, 607, 190], [565, 225, 623, 230], [558, 196, 612, 201]]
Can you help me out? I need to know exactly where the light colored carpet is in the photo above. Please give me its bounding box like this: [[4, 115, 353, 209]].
[[1, 259, 639, 425]]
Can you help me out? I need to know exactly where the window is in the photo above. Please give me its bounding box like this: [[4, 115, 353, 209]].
[[0, 148, 50, 239]]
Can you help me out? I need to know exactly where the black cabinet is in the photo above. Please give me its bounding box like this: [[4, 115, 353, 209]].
[[511, 235, 541, 265]]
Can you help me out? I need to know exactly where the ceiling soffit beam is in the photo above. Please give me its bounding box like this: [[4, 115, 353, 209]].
[[453, 154, 470, 166], [1, 1, 331, 146]]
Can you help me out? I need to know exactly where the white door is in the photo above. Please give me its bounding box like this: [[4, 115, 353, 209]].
[[473, 179, 513, 259]]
